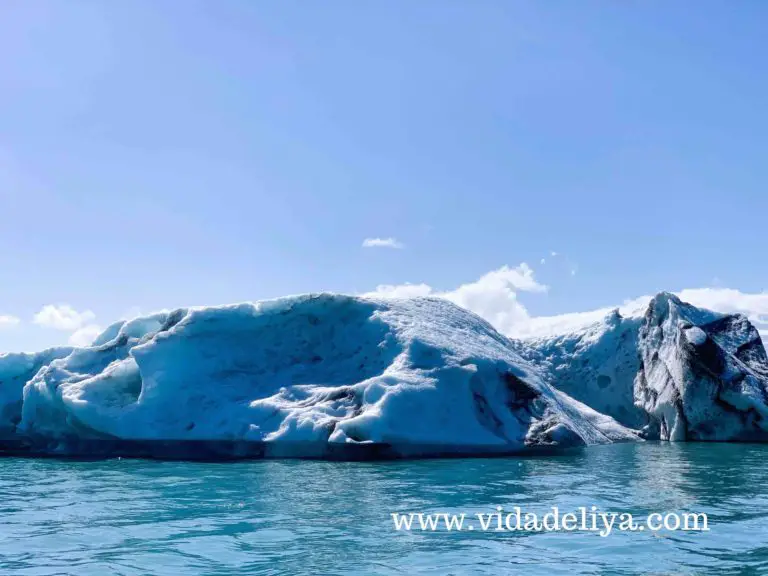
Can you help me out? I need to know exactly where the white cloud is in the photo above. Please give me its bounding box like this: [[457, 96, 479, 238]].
[[362, 237, 405, 249], [367, 263, 547, 336], [508, 288, 768, 343], [514, 289, 768, 343], [442, 265, 546, 335], [367, 283, 433, 299], [550, 251, 558, 257], [364, 265, 768, 346], [68, 324, 103, 347], [675, 288, 768, 320], [0, 315, 21, 329], [511, 295, 652, 340], [674, 288, 768, 340], [33, 304, 96, 331]]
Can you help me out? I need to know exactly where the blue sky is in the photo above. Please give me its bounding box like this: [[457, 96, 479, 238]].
[[1, 1, 767, 351]]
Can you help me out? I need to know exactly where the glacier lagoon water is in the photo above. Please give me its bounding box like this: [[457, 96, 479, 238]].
[[1, 443, 767, 575]]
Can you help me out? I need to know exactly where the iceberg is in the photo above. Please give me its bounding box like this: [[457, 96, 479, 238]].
[[634, 293, 768, 441], [520, 292, 768, 442], [5, 295, 635, 459], [510, 308, 648, 430], [0, 347, 74, 437], [3, 291, 768, 460]]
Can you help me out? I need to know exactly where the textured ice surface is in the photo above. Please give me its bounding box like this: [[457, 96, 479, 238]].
[[4, 291, 768, 460], [7, 295, 636, 458], [520, 292, 768, 442], [512, 309, 648, 429], [0, 347, 74, 437], [634, 293, 768, 441]]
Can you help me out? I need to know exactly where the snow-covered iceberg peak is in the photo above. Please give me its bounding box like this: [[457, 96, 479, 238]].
[[635, 292, 768, 441], [9, 294, 635, 459]]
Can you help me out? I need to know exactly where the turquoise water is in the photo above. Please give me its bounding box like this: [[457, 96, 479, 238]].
[[1, 443, 767, 575]]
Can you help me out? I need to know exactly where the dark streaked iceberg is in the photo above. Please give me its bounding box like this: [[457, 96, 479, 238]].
[[519, 292, 768, 443], [635, 293, 768, 441]]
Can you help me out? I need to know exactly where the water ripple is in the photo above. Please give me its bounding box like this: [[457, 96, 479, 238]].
[[0, 443, 767, 574]]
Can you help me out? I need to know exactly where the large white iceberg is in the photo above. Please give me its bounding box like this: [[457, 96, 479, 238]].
[[6, 295, 635, 458], [4, 291, 768, 459]]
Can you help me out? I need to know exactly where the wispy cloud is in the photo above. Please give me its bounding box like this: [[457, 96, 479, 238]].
[[68, 324, 104, 347], [367, 282, 433, 298], [33, 304, 95, 331], [362, 237, 405, 249], [33, 304, 103, 346], [0, 315, 20, 329]]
